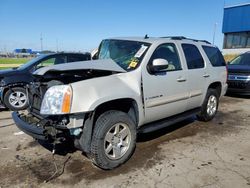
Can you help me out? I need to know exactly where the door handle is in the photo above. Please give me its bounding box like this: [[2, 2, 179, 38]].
[[203, 74, 210, 78], [177, 77, 186, 82]]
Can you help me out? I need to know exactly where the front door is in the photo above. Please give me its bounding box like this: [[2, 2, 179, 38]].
[[142, 43, 189, 124]]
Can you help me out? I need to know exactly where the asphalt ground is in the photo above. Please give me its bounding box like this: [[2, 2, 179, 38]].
[[0, 95, 249, 188]]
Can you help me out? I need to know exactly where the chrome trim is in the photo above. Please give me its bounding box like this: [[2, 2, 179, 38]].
[[146, 94, 189, 108], [0, 87, 4, 97], [146, 90, 202, 108], [190, 90, 202, 98], [228, 75, 250, 81]]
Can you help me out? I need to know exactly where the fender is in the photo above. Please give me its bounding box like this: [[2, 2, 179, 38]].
[[69, 71, 145, 125]]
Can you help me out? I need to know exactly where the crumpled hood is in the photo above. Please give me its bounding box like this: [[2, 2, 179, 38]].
[[33, 59, 126, 76]]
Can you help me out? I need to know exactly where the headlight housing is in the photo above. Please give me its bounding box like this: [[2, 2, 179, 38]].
[[40, 85, 72, 115]]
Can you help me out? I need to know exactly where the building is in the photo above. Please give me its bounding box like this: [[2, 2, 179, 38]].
[[222, 3, 250, 54]]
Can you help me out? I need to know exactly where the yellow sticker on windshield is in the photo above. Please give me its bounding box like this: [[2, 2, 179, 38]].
[[129, 61, 138, 68]]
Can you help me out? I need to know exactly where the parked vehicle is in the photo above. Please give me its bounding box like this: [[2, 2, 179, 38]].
[[0, 52, 91, 111], [12, 36, 228, 169], [227, 52, 250, 95]]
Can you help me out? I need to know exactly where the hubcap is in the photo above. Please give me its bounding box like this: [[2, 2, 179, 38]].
[[104, 123, 131, 160], [207, 95, 217, 116], [8, 91, 27, 108]]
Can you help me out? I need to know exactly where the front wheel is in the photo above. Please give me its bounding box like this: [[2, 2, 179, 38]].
[[3, 87, 28, 111], [197, 89, 219, 122], [90, 110, 136, 170]]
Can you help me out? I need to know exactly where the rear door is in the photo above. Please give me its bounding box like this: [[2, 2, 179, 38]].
[[181, 44, 209, 110]]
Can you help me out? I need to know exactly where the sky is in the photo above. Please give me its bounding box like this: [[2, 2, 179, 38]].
[[0, 0, 250, 52]]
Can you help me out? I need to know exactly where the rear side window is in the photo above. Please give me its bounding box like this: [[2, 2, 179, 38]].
[[67, 54, 91, 63], [182, 44, 204, 69], [202, 46, 226, 67]]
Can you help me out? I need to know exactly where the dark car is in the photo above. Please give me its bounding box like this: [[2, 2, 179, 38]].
[[227, 52, 250, 95], [0, 52, 91, 111]]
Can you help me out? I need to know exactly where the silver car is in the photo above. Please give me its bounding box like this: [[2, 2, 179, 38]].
[[12, 36, 228, 169]]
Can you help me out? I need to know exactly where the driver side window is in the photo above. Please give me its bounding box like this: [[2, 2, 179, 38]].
[[150, 43, 182, 71], [36, 56, 67, 70], [38, 58, 56, 68]]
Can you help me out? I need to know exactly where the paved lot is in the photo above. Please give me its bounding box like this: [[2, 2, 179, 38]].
[[0, 96, 250, 188]]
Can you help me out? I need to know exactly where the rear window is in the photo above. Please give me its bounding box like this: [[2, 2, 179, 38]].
[[182, 44, 204, 69], [202, 46, 226, 67]]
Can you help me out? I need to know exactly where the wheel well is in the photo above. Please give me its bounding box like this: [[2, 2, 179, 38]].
[[208, 82, 222, 96], [94, 98, 139, 126], [76, 98, 139, 154], [2, 85, 26, 98]]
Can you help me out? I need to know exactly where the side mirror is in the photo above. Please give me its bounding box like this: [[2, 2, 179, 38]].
[[150, 58, 169, 73]]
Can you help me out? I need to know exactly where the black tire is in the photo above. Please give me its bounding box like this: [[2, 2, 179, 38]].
[[3, 87, 28, 111], [90, 110, 136, 170], [197, 89, 219, 122]]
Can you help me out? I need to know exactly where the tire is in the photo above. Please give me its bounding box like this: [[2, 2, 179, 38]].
[[197, 89, 219, 122], [3, 87, 28, 111], [90, 110, 136, 170]]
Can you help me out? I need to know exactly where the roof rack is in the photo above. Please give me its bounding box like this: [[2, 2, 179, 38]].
[[161, 36, 211, 44]]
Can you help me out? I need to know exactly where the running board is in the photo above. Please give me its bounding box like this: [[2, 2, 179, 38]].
[[138, 108, 201, 134]]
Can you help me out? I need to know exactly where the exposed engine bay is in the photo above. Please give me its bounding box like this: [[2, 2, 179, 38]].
[[28, 69, 115, 115]]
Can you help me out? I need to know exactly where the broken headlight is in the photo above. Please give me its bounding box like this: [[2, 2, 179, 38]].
[[40, 85, 72, 115]]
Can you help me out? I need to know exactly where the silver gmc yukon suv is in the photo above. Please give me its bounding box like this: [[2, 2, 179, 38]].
[[12, 36, 228, 169]]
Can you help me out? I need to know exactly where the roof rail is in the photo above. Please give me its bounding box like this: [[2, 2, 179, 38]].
[[161, 36, 186, 40], [161, 36, 211, 44]]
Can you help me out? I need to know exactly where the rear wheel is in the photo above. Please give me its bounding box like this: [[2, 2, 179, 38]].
[[90, 110, 136, 170], [197, 89, 219, 122], [3, 87, 28, 111]]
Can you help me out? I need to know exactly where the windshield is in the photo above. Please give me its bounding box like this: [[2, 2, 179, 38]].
[[229, 53, 250, 66], [18, 54, 48, 70], [98, 39, 150, 71]]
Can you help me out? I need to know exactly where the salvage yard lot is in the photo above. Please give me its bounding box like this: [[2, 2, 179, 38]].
[[0, 95, 250, 188], [0, 54, 239, 70]]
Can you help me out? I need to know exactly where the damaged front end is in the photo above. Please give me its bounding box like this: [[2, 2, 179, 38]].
[[12, 61, 123, 152]]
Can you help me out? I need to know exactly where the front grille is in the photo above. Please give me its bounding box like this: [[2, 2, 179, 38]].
[[228, 81, 248, 89], [28, 82, 48, 114]]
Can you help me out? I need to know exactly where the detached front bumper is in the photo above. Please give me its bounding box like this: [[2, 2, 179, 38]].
[[12, 111, 85, 142], [12, 112, 47, 140]]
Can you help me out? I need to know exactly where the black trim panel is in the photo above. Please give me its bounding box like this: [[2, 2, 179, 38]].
[[12, 112, 47, 140], [138, 107, 201, 134]]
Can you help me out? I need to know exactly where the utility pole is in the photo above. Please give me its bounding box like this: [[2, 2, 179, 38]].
[[40, 33, 43, 52], [213, 23, 218, 45], [4, 45, 7, 53], [56, 39, 59, 52]]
